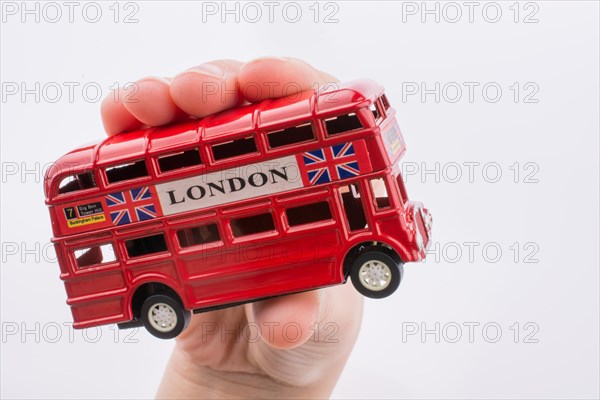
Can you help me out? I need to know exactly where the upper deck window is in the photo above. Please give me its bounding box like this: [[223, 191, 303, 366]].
[[370, 102, 381, 121], [324, 113, 363, 136], [58, 172, 96, 194], [380, 94, 391, 111], [212, 135, 258, 161], [105, 160, 149, 184], [157, 148, 202, 173], [267, 122, 316, 149]]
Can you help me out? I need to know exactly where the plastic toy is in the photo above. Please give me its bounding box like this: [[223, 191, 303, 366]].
[[44, 79, 432, 339]]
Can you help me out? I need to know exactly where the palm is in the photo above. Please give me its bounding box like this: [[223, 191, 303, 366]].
[[172, 284, 362, 386]]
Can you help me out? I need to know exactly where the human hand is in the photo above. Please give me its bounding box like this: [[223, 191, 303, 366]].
[[101, 57, 364, 399]]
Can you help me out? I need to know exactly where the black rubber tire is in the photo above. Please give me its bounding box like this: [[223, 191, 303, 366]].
[[350, 249, 403, 299], [141, 294, 191, 339]]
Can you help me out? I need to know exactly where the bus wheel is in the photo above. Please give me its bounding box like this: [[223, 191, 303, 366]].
[[141, 294, 191, 339], [350, 249, 403, 299]]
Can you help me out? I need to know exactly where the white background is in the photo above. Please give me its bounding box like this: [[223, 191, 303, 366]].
[[1, 1, 598, 398]]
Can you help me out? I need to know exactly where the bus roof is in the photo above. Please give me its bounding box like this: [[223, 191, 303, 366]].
[[45, 79, 384, 195]]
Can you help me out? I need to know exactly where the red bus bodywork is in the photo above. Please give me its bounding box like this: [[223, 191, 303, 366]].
[[44, 79, 432, 338]]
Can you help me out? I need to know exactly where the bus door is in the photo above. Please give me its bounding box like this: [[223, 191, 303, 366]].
[[337, 181, 370, 234]]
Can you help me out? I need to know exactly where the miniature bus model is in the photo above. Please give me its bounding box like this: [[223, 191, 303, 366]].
[[44, 79, 432, 339]]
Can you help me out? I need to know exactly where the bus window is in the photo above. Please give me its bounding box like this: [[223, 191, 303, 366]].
[[324, 113, 363, 136], [370, 102, 381, 121], [158, 149, 202, 173], [125, 233, 168, 258], [58, 172, 96, 194], [267, 122, 316, 149], [231, 212, 275, 237], [395, 173, 408, 204], [212, 135, 258, 161], [370, 178, 391, 210], [74, 243, 116, 268], [177, 223, 221, 248], [105, 160, 149, 184], [380, 94, 391, 111], [286, 201, 332, 227], [339, 184, 368, 231]]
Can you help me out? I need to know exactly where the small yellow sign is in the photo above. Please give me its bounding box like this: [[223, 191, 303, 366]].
[[67, 214, 106, 228]]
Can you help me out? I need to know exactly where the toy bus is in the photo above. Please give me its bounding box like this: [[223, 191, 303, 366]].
[[44, 79, 432, 339]]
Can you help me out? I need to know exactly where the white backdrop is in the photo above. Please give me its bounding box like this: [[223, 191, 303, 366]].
[[1, 1, 598, 398]]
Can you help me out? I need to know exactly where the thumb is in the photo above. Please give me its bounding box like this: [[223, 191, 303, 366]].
[[246, 290, 321, 349]]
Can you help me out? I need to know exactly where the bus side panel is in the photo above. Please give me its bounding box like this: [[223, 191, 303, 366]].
[[65, 270, 126, 298], [125, 261, 179, 285], [376, 217, 420, 263], [379, 117, 406, 166], [70, 297, 126, 329], [53, 242, 71, 276], [182, 229, 343, 308], [187, 260, 339, 308], [365, 134, 388, 173]]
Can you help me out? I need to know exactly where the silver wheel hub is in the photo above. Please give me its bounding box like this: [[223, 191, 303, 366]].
[[148, 302, 177, 332], [358, 260, 392, 291]]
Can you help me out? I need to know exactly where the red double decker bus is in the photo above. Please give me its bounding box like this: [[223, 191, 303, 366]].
[[44, 79, 432, 339]]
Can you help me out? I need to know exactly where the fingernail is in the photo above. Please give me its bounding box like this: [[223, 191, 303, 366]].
[[255, 56, 288, 61], [244, 56, 289, 67], [137, 76, 170, 86], [187, 63, 226, 79]]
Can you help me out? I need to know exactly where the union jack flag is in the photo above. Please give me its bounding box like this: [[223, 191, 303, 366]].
[[105, 186, 158, 226], [300, 142, 361, 186]]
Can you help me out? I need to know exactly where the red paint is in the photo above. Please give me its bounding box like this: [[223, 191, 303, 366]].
[[44, 79, 432, 338]]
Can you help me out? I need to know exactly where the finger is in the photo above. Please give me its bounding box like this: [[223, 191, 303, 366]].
[[100, 88, 145, 136], [170, 59, 243, 118], [316, 69, 339, 85], [121, 77, 186, 127], [238, 57, 337, 103], [246, 290, 321, 350]]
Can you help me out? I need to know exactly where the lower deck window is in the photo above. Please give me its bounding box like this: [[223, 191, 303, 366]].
[[370, 178, 391, 209], [74, 243, 116, 268], [395, 173, 408, 204], [231, 213, 275, 237], [339, 184, 368, 231], [286, 201, 332, 227], [177, 223, 221, 248], [125, 233, 168, 258]]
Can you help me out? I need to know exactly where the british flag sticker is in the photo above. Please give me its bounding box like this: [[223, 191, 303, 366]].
[[302, 149, 331, 185], [297, 140, 372, 186], [105, 186, 161, 226]]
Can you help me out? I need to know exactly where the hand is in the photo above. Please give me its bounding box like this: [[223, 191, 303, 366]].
[[101, 57, 364, 399]]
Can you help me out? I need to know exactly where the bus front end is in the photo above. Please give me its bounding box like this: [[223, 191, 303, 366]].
[[377, 109, 433, 263], [404, 200, 433, 261]]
